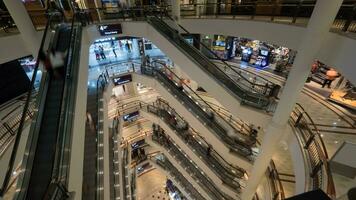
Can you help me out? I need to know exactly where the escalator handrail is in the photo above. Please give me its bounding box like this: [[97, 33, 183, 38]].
[[0, 16, 52, 197], [291, 103, 335, 198], [154, 14, 274, 93], [115, 99, 246, 177], [51, 8, 80, 185], [150, 59, 253, 139], [211, 59, 275, 87]]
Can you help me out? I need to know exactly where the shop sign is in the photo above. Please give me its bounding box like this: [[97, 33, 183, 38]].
[[123, 111, 139, 122], [98, 24, 122, 36], [112, 74, 132, 86]]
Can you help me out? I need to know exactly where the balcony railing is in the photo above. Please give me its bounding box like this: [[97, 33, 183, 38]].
[[266, 160, 285, 200], [148, 153, 206, 200], [115, 99, 247, 186], [96, 73, 108, 200], [290, 103, 336, 199], [180, 2, 356, 34], [150, 128, 235, 200], [0, 100, 35, 157]]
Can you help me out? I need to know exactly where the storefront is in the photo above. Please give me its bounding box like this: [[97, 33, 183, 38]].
[[211, 35, 234, 60], [112, 74, 134, 96], [181, 33, 200, 49], [309, 60, 356, 110]]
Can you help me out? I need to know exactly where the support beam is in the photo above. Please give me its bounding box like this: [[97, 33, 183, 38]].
[[3, 0, 40, 57], [242, 0, 344, 199]]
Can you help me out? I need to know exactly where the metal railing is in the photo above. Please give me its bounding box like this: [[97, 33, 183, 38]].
[[0, 102, 35, 157], [96, 73, 107, 200], [266, 160, 285, 200], [111, 117, 121, 200], [104, 59, 258, 158], [148, 153, 206, 200], [180, 2, 356, 33], [290, 103, 336, 199], [0, 13, 52, 197], [115, 99, 245, 195], [122, 147, 130, 200], [141, 60, 257, 157], [147, 15, 273, 110], [150, 128, 235, 200]]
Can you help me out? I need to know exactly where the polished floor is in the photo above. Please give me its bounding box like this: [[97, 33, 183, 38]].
[[136, 169, 169, 200]]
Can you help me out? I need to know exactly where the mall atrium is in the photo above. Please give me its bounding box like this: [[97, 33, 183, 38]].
[[0, 0, 355, 200]]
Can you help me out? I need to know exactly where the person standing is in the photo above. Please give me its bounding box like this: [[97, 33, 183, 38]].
[[322, 68, 338, 88], [94, 47, 100, 60], [206, 145, 212, 157], [112, 48, 117, 58], [99, 45, 106, 59]]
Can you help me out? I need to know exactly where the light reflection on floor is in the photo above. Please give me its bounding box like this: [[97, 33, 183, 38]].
[[136, 169, 169, 200]]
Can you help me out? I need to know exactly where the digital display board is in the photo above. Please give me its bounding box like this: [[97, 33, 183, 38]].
[[112, 74, 132, 86], [131, 139, 145, 150], [123, 111, 139, 122], [98, 24, 122, 36]]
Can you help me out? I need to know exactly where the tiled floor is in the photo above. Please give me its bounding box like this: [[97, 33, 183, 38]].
[[136, 169, 169, 200]]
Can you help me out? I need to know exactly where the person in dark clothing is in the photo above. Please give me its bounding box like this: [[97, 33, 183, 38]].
[[269, 84, 281, 99], [99, 45, 106, 59], [206, 145, 212, 156]]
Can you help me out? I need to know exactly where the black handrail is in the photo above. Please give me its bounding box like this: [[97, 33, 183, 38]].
[[0, 15, 51, 197], [167, 15, 273, 91], [146, 15, 272, 109], [115, 99, 246, 180], [150, 129, 235, 200], [52, 7, 79, 185], [290, 103, 336, 198], [151, 59, 254, 139]]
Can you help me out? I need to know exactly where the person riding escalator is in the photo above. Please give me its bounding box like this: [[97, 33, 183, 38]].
[[39, 48, 67, 79]]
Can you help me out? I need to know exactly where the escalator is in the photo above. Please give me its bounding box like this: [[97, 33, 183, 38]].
[[145, 99, 245, 191], [142, 61, 255, 159], [5, 21, 82, 200], [151, 130, 235, 200], [147, 15, 273, 110], [151, 154, 206, 200], [23, 26, 73, 200], [152, 61, 256, 160]]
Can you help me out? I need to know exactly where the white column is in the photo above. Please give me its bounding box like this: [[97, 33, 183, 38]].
[[171, 0, 181, 23], [126, 82, 138, 95], [242, 1, 344, 199], [3, 0, 40, 57]]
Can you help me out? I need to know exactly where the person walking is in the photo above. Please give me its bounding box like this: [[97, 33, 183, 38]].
[[322, 68, 338, 88], [99, 45, 106, 59], [112, 48, 117, 58], [94, 47, 100, 60], [126, 41, 131, 53]]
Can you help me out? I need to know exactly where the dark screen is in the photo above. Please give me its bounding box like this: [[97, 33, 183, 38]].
[[0, 59, 30, 105]]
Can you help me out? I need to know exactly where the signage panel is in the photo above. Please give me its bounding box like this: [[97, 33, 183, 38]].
[[98, 24, 122, 36]]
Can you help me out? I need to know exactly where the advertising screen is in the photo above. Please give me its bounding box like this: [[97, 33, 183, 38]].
[[131, 139, 145, 150], [98, 24, 122, 36], [112, 74, 132, 86], [260, 49, 269, 56], [123, 111, 139, 121]]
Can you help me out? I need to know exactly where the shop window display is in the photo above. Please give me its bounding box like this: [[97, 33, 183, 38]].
[[308, 60, 356, 110], [202, 34, 293, 72], [329, 83, 356, 110]]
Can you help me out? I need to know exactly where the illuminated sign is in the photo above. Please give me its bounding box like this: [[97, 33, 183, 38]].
[[123, 111, 139, 122], [112, 74, 132, 86], [98, 24, 122, 36]]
